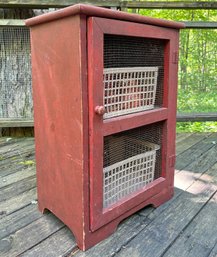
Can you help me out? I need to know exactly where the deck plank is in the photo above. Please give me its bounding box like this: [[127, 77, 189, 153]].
[[208, 243, 217, 257], [176, 133, 217, 170], [176, 133, 210, 156], [0, 157, 35, 178], [0, 204, 42, 240], [0, 214, 64, 257], [20, 227, 76, 257], [140, 141, 217, 217], [75, 158, 217, 257], [0, 188, 37, 215], [76, 214, 151, 257], [0, 133, 216, 257], [176, 133, 193, 143], [0, 145, 35, 178], [0, 176, 36, 202], [183, 143, 217, 173], [162, 192, 217, 257], [0, 138, 27, 148], [113, 168, 217, 257], [0, 146, 35, 170], [0, 167, 35, 189], [0, 139, 34, 158]]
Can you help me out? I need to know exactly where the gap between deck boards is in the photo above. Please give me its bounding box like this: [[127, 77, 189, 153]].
[[0, 133, 216, 257]]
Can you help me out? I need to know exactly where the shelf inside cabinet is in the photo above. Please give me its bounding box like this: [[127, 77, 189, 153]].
[[103, 107, 168, 136]]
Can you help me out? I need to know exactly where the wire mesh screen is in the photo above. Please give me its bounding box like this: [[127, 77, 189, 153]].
[[104, 35, 165, 111], [0, 26, 33, 119], [103, 67, 158, 118], [103, 122, 163, 208]]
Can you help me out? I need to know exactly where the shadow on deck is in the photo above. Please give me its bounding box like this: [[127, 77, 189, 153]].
[[0, 133, 217, 257]]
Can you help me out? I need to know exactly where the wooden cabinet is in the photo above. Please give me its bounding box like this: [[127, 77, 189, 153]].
[[26, 4, 184, 250]]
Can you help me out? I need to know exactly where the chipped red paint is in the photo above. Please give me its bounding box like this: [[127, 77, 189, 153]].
[[26, 4, 183, 250]]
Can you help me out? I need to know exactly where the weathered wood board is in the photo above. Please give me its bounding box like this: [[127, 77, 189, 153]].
[[0, 25, 32, 119], [0, 133, 217, 257]]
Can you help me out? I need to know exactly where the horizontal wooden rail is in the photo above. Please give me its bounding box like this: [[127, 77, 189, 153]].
[[0, 0, 115, 8], [0, 1, 216, 9], [1, 19, 217, 30], [1, 113, 217, 128], [0, 19, 25, 26], [184, 21, 217, 29], [0, 119, 34, 127], [124, 1, 217, 10], [177, 113, 217, 122]]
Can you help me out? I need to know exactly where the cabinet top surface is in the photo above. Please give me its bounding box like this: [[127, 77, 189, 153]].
[[25, 4, 185, 29]]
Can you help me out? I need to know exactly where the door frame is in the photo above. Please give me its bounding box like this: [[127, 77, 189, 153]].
[[88, 17, 179, 231]]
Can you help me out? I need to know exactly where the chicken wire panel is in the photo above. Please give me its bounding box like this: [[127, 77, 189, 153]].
[[103, 122, 163, 208], [0, 26, 33, 119], [103, 67, 158, 118], [104, 35, 165, 109]]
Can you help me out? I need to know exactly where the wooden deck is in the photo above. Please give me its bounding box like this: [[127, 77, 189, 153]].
[[0, 133, 217, 257]]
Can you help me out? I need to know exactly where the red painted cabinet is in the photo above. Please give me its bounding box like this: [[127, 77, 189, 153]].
[[26, 4, 184, 250]]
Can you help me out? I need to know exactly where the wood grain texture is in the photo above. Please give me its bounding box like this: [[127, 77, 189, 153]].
[[183, 143, 217, 173], [20, 227, 76, 257], [0, 214, 64, 257], [177, 112, 217, 122], [114, 163, 217, 257], [176, 133, 217, 170], [0, 138, 34, 158], [0, 176, 36, 201], [0, 25, 32, 119], [208, 243, 217, 257], [0, 134, 217, 256], [76, 214, 149, 257], [0, 204, 42, 240], [0, 167, 35, 189], [0, 160, 35, 178], [139, 163, 217, 226], [73, 135, 217, 256], [163, 192, 217, 257], [0, 119, 33, 128], [176, 133, 209, 156], [176, 132, 192, 143], [28, 13, 90, 249], [0, 188, 37, 215], [184, 21, 217, 29], [0, 139, 35, 178]]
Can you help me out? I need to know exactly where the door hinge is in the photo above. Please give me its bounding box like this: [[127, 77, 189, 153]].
[[172, 51, 179, 64], [169, 155, 176, 168]]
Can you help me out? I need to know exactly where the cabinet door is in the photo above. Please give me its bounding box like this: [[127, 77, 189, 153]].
[[88, 17, 179, 231]]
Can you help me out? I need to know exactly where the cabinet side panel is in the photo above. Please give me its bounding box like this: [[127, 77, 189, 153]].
[[166, 31, 180, 187], [30, 15, 87, 241]]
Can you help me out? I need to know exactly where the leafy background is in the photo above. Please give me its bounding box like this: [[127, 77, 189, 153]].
[[130, 3, 217, 132]]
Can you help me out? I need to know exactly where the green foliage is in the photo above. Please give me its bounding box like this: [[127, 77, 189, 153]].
[[178, 91, 217, 113], [177, 122, 217, 132], [136, 7, 217, 132], [19, 160, 35, 166]]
